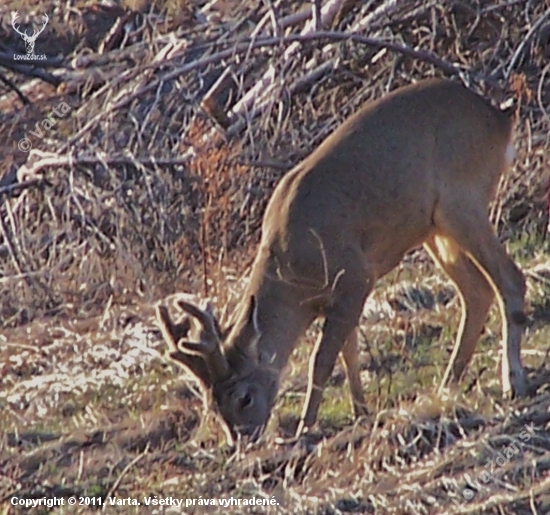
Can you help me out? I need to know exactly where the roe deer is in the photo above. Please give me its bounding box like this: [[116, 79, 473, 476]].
[[156, 78, 527, 439]]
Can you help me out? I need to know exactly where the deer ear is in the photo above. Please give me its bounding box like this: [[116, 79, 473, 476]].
[[250, 296, 261, 337], [244, 296, 262, 362], [242, 296, 260, 334]]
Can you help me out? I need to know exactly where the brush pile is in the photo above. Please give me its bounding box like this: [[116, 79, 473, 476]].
[[0, 0, 548, 325]]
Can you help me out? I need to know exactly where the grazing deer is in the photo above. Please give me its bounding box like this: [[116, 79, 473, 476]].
[[156, 78, 527, 439]]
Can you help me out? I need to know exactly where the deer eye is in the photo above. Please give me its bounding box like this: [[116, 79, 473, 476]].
[[238, 391, 254, 410]]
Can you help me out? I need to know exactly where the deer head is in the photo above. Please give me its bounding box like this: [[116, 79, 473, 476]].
[[156, 296, 278, 438]]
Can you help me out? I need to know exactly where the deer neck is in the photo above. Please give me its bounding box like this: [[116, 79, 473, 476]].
[[228, 247, 314, 372]]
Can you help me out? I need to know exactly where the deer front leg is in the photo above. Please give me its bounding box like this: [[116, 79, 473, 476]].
[[297, 280, 369, 436]]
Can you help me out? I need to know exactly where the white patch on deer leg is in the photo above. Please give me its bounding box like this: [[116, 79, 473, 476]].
[[433, 235, 460, 265], [505, 141, 516, 165]]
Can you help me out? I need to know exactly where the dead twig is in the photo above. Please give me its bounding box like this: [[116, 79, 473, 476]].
[[16, 151, 195, 180], [0, 178, 42, 196], [291, 30, 462, 75], [0, 72, 30, 105]]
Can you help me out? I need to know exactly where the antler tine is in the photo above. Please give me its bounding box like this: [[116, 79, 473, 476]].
[[176, 300, 219, 350], [175, 299, 229, 380], [155, 304, 180, 354]]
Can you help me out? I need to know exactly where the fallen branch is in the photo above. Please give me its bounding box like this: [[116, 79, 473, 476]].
[[0, 72, 30, 105], [290, 30, 461, 75], [0, 179, 42, 197], [16, 151, 195, 181], [0, 63, 62, 87]]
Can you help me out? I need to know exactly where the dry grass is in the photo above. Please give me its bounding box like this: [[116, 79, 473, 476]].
[[1, 0, 550, 513]]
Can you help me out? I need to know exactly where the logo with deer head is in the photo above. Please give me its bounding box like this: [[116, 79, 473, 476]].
[[11, 11, 48, 56]]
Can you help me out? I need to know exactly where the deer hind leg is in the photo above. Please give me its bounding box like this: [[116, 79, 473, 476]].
[[424, 235, 495, 390], [432, 207, 527, 397], [297, 267, 372, 435], [340, 328, 368, 418]]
